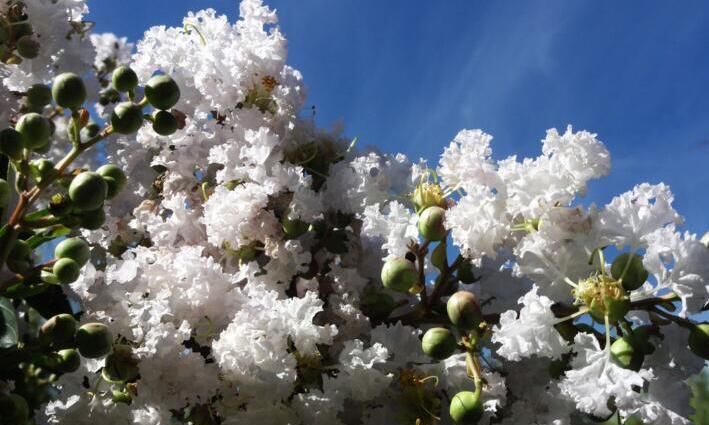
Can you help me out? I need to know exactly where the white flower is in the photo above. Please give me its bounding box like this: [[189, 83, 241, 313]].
[[362, 201, 419, 260], [438, 129, 499, 192]]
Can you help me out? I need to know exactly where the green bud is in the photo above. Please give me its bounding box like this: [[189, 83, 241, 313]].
[[77, 207, 106, 230], [611, 253, 648, 291], [112, 389, 132, 405], [282, 215, 309, 239], [102, 344, 139, 383], [457, 262, 477, 284], [7, 239, 33, 273], [111, 101, 144, 134], [31, 158, 56, 183], [418, 206, 447, 241], [0, 393, 29, 425], [52, 72, 87, 110], [97, 164, 127, 199], [16, 112, 51, 149], [16, 35, 39, 59], [49, 193, 72, 217], [688, 323, 709, 360], [84, 121, 100, 138], [151, 110, 178, 136], [56, 348, 81, 373], [55, 237, 90, 266], [0, 128, 24, 160], [360, 292, 396, 320], [421, 327, 457, 360], [447, 291, 483, 330], [40, 313, 77, 348], [610, 337, 642, 370], [589, 296, 630, 324], [75, 323, 113, 359], [145, 74, 180, 110], [53, 257, 80, 284], [69, 171, 107, 211], [26, 83, 52, 108], [98, 87, 120, 106], [111, 65, 139, 92], [449, 390, 483, 424], [0, 178, 9, 208], [380, 257, 418, 292], [623, 415, 644, 425]]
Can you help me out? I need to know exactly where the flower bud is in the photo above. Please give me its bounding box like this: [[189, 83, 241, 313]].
[[7, 239, 33, 273], [53, 257, 80, 284], [0, 393, 29, 425], [26, 83, 52, 108], [111, 65, 139, 92], [418, 206, 447, 241], [152, 110, 178, 135], [589, 296, 629, 324], [52, 72, 87, 110], [145, 74, 180, 110], [97, 164, 127, 199], [610, 337, 642, 370], [75, 323, 113, 358], [49, 193, 71, 217], [282, 215, 309, 239], [56, 348, 81, 373], [381, 257, 418, 292], [421, 327, 457, 360], [55, 237, 90, 266], [40, 313, 77, 348], [624, 415, 644, 425], [68, 171, 107, 211], [0, 128, 24, 160], [31, 158, 56, 183], [688, 323, 709, 360], [102, 344, 139, 383], [16, 34, 39, 59], [447, 291, 482, 330], [0, 178, 9, 208], [77, 207, 106, 230], [16, 112, 50, 149], [98, 87, 120, 106], [611, 253, 648, 291], [111, 101, 144, 134], [449, 390, 483, 424], [360, 292, 396, 320]]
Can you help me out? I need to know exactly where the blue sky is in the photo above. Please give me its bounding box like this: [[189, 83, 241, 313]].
[[90, 1, 709, 234]]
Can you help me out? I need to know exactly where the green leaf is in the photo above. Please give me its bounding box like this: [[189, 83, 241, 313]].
[[23, 208, 51, 222], [0, 297, 19, 348], [26, 225, 71, 248]]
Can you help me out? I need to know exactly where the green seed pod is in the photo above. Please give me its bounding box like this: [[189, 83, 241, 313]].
[[144, 74, 180, 110], [449, 390, 483, 424], [380, 257, 418, 292], [111, 65, 139, 92], [55, 237, 90, 266], [360, 292, 396, 320], [111, 101, 144, 134], [26, 83, 52, 108], [447, 291, 483, 330], [97, 164, 127, 199], [56, 348, 81, 373], [610, 337, 642, 370], [589, 296, 630, 324], [75, 323, 113, 359], [688, 323, 709, 360], [98, 87, 120, 106], [16, 35, 39, 59], [0, 128, 24, 160], [31, 158, 56, 183], [15, 112, 51, 149], [52, 72, 87, 110], [102, 344, 139, 383], [7, 239, 33, 273], [611, 253, 648, 291], [151, 110, 178, 136], [0, 393, 29, 425], [68, 171, 107, 211], [623, 415, 644, 425], [77, 207, 106, 230], [457, 262, 477, 284], [421, 327, 457, 360], [418, 206, 447, 241], [53, 257, 81, 284], [0, 178, 9, 208], [40, 313, 77, 348]]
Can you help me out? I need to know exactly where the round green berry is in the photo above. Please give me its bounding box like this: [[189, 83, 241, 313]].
[[151, 110, 178, 136], [26, 83, 52, 108], [282, 215, 309, 239], [52, 72, 86, 110], [449, 390, 483, 424], [40, 313, 77, 348], [53, 258, 81, 284], [16, 112, 51, 149], [55, 237, 90, 266], [7, 239, 33, 273], [97, 164, 127, 199], [0, 393, 29, 425], [360, 292, 396, 320], [84, 121, 100, 138], [418, 206, 447, 241], [31, 158, 56, 183], [0, 128, 23, 160], [111, 65, 139, 92], [16, 35, 39, 59], [0, 178, 9, 208], [688, 323, 709, 360], [421, 327, 457, 360], [447, 291, 483, 330], [144, 74, 180, 110], [610, 337, 642, 370], [102, 344, 139, 383], [111, 101, 144, 134], [380, 257, 418, 292], [56, 348, 81, 373], [611, 253, 648, 291], [68, 171, 107, 211], [77, 207, 105, 230], [75, 323, 113, 359], [589, 296, 630, 324]]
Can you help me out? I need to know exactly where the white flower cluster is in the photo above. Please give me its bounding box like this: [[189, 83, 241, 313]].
[[2, 1, 706, 424]]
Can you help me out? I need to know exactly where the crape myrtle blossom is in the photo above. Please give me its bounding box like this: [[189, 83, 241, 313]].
[[1, 0, 707, 424]]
